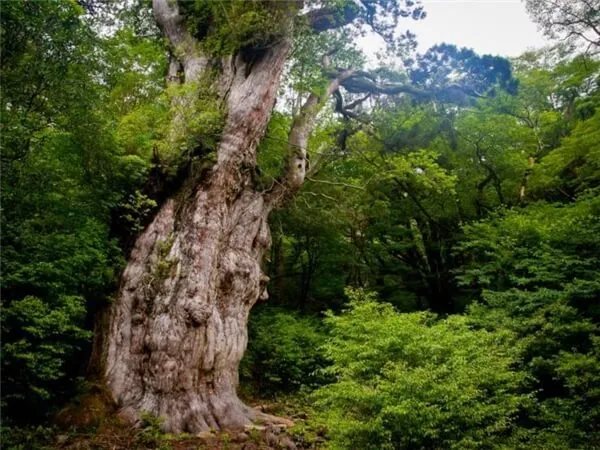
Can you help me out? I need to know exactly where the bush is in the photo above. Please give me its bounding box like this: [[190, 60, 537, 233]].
[[241, 307, 329, 396], [313, 289, 528, 450], [457, 193, 600, 447], [0, 425, 57, 450], [1, 296, 91, 421]]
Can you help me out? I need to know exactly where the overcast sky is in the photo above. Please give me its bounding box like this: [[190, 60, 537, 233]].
[[361, 0, 551, 59]]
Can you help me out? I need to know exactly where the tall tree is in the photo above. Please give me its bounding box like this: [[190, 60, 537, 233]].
[[103, 0, 423, 432], [525, 0, 600, 53], [102, 0, 513, 432]]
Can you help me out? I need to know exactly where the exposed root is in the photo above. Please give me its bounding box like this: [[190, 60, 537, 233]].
[[254, 410, 295, 428], [114, 392, 294, 435]]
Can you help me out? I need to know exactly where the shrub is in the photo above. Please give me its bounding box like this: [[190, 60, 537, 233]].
[[241, 307, 329, 396], [1, 295, 91, 421], [0, 425, 57, 450], [457, 193, 600, 447], [313, 289, 528, 450]]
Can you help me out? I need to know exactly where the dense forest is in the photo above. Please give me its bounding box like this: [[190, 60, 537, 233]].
[[1, 0, 599, 449]]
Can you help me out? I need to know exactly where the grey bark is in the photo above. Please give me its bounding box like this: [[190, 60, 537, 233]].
[[104, 0, 420, 433], [105, 0, 294, 433]]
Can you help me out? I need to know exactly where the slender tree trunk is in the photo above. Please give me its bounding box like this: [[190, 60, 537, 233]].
[[104, 0, 294, 433], [519, 155, 536, 202]]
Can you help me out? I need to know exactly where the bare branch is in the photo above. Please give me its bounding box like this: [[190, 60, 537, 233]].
[[340, 72, 431, 98], [345, 93, 371, 110], [333, 90, 371, 123], [303, 191, 339, 202], [306, 177, 364, 190]]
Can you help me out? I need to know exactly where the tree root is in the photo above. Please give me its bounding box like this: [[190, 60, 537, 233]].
[[254, 410, 295, 428]]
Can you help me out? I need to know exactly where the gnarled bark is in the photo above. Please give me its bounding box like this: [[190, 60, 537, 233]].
[[105, 0, 294, 433], [106, 189, 270, 432], [103, 0, 430, 433]]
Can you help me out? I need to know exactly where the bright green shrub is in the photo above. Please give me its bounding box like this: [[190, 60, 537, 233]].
[[241, 307, 329, 396], [313, 289, 528, 450]]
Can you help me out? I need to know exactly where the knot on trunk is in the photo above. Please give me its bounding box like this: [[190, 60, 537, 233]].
[[259, 274, 270, 301], [185, 303, 212, 326], [132, 313, 145, 325]]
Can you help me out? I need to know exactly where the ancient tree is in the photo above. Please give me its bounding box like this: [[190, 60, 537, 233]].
[[102, 0, 475, 433]]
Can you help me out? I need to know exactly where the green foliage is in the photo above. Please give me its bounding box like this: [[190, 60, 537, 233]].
[[457, 194, 600, 291], [119, 191, 158, 234], [241, 307, 329, 396], [147, 234, 178, 295], [103, 27, 166, 117], [256, 112, 291, 183], [268, 198, 353, 312], [288, 26, 365, 96], [0, 425, 57, 450], [116, 71, 225, 178], [532, 110, 600, 194], [178, 0, 292, 55], [314, 289, 528, 450], [457, 193, 600, 447], [137, 413, 172, 450], [409, 44, 518, 95], [161, 78, 225, 169], [1, 296, 91, 409], [0, 1, 163, 422]]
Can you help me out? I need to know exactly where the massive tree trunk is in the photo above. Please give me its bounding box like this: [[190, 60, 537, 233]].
[[103, 0, 424, 433], [104, 0, 294, 433]]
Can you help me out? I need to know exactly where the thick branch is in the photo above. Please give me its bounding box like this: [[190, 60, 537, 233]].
[[345, 93, 371, 110], [269, 70, 355, 205], [340, 72, 431, 98], [152, 0, 208, 82], [334, 90, 371, 122]]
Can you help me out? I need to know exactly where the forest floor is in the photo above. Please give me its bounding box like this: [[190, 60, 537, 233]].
[[5, 391, 325, 450]]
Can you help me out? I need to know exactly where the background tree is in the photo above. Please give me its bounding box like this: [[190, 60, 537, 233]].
[[525, 0, 600, 53], [0, 0, 165, 423]]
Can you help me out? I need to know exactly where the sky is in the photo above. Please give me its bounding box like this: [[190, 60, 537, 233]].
[[361, 0, 551, 59]]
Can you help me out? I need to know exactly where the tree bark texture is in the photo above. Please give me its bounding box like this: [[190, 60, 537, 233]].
[[105, 0, 294, 433]]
